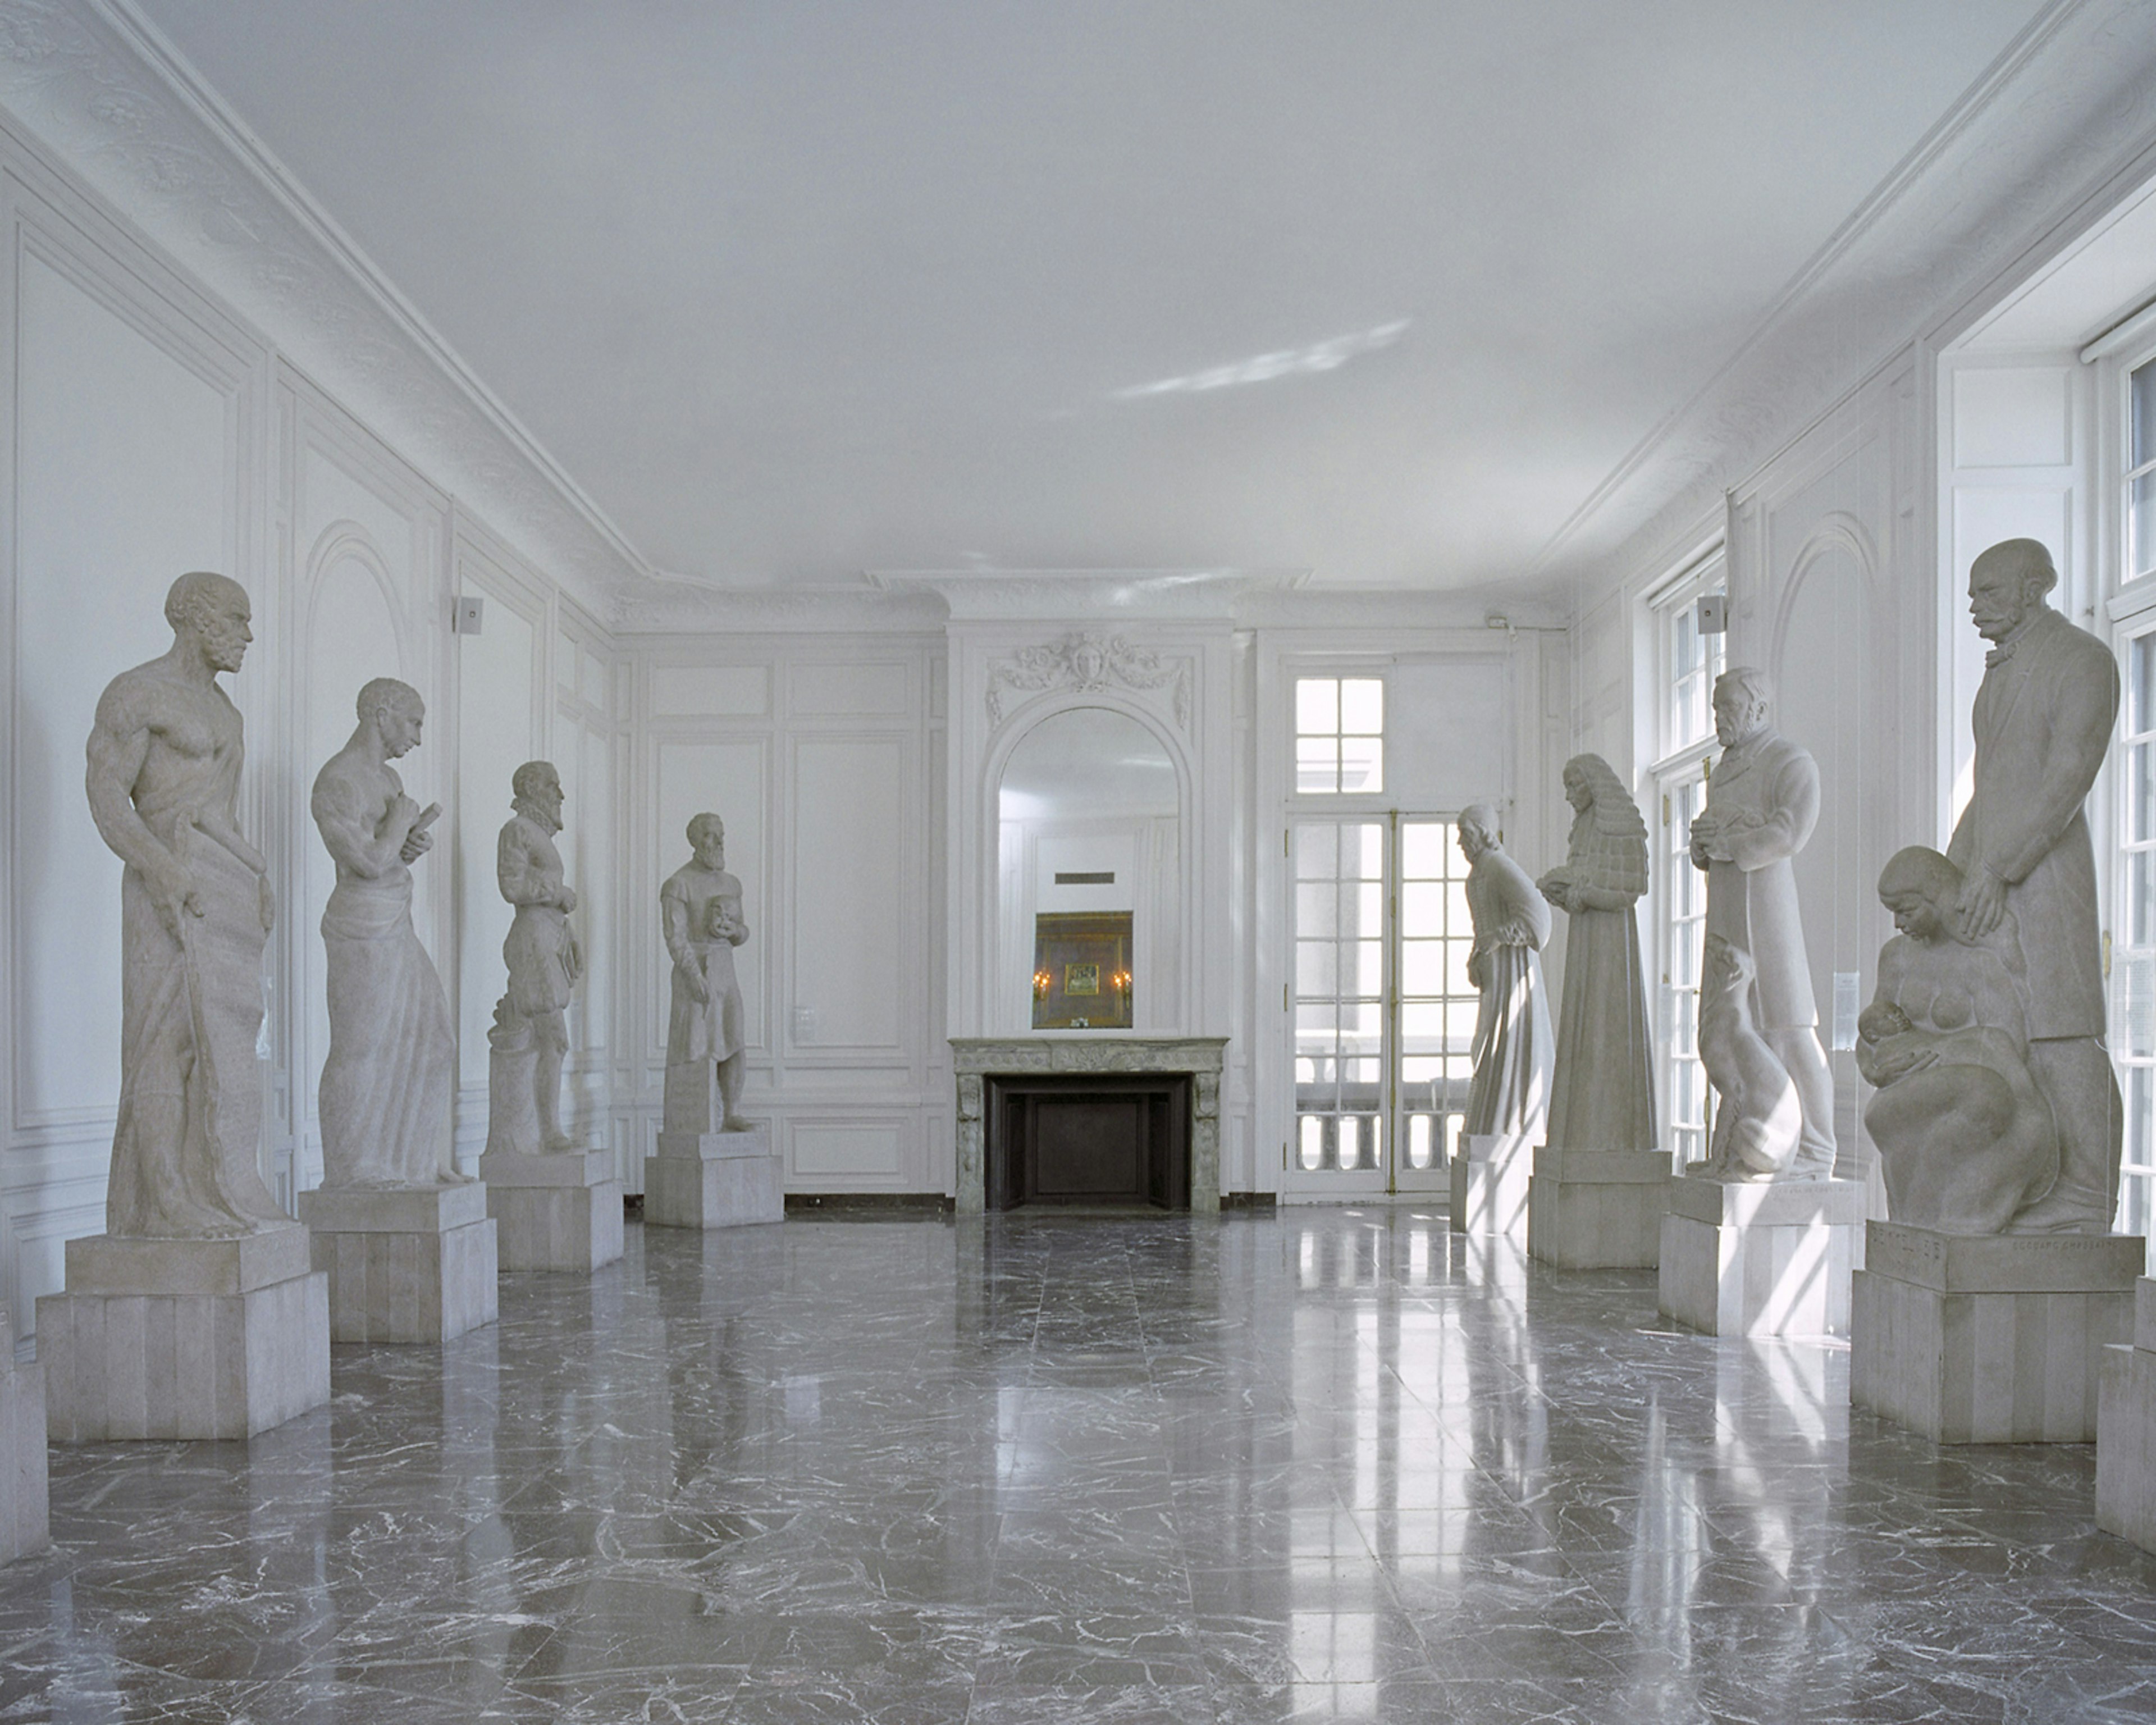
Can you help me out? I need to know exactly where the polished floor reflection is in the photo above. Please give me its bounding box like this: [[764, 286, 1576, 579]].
[[4, 1209, 2156, 1722]]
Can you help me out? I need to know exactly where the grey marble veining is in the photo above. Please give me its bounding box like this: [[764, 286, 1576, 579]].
[[4, 1208, 2156, 1722]]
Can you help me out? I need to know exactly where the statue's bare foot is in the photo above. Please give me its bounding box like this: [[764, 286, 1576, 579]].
[[720, 1116, 752, 1134]]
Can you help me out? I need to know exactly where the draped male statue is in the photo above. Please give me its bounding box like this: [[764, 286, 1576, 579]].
[[85, 572, 286, 1237], [310, 677, 461, 1188]]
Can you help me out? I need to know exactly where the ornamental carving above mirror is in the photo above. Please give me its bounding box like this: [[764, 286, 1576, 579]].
[[986, 632, 1191, 728]]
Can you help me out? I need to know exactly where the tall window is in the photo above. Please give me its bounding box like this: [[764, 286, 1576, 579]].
[[1295, 677, 1385, 794], [1647, 554, 1726, 1165], [2132, 357, 2156, 586], [2117, 353, 2156, 1255], [2115, 631, 2156, 1247]]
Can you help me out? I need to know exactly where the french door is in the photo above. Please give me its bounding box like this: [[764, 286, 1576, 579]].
[[2113, 618, 2156, 1259], [1289, 814, 1477, 1197], [1653, 763, 1714, 1167]]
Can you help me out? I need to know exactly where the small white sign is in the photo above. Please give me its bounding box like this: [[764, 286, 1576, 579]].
[[1831, 971, 1861, 1052]]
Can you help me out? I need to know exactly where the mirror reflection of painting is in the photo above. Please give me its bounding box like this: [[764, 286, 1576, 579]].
[[1034, 911, 1134, 1029], [999, 706, 1179, 1032]]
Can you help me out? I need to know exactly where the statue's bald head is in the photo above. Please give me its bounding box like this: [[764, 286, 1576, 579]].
[[164, 571, 246, 634], [1970, 538, 2058, 597], [357, 677, 423, 725]]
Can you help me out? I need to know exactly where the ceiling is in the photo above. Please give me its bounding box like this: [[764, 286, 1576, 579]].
[[133, 0, 2050, 599]]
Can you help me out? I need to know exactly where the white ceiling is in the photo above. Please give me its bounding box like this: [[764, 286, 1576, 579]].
[[133, 0, 2049, 598]]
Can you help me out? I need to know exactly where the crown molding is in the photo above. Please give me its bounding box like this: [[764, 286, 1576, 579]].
[[1547, 0, 2156, 603], [865, 567, 1310, 622], [612, 579, 947, 636], [0, 0, 651, 612]]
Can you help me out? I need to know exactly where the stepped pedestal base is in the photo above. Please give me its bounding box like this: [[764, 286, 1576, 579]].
[[297, 1181, 499, 1343], [646, 1122, 783, 1229], [2099, 1280, 2156, 1550], [1527, 1147, 1667, 1268], [38, 1227, 330, 1441], [1852, 1223, 2143, 1443], [1450, 1133, 1533, 1237], [478, 1148, 624, 1272], [0, 1305, 47, 1561], [1658, 1174, 1865, 1337]]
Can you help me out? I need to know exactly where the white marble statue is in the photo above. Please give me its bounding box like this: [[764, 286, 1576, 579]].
[[310, 677, 462, 1188], [1537, 754, 1657, 1153], [1458, 803, 1552, 1146], [1687, 667, 1835, 1180], [85, 572, 286, 1239], [661, 814, 751, 1134], [1857, 846, 2055, 1233], [1948, 538, 2121, 1233], [483, 761, 583, 1157]]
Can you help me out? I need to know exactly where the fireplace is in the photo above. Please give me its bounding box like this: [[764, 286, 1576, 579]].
[[985, 1074, 1190, 1210], [950, 1037, 1228, 1214]]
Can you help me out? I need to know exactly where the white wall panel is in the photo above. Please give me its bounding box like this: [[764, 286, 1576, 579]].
[[791, 1122, 903, 1179], [793, 738, 904, 1052], [653, 664, 769, 718], [792, 661, 910, 717], [1386, 659, 1511, 812], [13, 249, 232, 1125]]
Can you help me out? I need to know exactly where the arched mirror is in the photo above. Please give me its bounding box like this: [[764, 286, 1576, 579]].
[[997, 707, 1181, 1032]]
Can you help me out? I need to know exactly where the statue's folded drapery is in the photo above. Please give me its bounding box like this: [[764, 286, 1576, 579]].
[[1464, 939, 1552, 1141], [108, 822, 279, 1237], [319, 869, 454, 1187]]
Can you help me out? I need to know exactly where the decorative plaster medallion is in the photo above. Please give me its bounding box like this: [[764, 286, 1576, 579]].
[[987, 632, 1191, 728]]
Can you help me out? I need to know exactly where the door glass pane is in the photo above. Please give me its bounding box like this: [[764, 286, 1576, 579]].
[[1294, 820, 1386, 1174], [1659, 772, 1711, 1166], [2118, 624, 2156, 1263], [1398, 818, 1476, 1180]]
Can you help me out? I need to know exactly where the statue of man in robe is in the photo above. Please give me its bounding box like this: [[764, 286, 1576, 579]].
[[310, 677, 461, 1188], [85, 572, 286, 1237], [1688, 667, 1836, 1180], [1950, 537, 2121, 1232], [660, 813, 751, 1135], [1458, 803, 1553, 1148]]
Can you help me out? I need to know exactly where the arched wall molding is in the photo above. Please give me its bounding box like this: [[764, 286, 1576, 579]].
[[1767, 510, 1882, 687], [302, 518, 409, 676]]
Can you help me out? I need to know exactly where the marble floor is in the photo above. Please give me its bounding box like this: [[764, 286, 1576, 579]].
[[4, 1208, 2156, 1723]]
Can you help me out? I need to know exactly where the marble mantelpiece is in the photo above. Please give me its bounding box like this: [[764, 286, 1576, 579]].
[[950, 1037, 1226, 1215]]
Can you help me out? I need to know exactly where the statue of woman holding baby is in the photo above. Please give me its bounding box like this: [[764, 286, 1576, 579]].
[[1855, 846, 2057, 1233]]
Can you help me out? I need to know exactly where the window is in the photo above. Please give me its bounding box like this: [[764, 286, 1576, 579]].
[[2116, 629, 2156, 1249], [1295, 677, 1384, 794], [2131, 357, 2156, 585], [1646, 553, 1727, 1166]]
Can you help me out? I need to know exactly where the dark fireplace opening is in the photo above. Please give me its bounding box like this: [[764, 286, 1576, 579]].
[[985, 1073, 1192, 1211]]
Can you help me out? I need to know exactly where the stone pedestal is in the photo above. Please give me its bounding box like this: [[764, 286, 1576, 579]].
[[2098, 1279, 2156, 1550], [1657, 1173, 1865, 1338], [0, 1305, 47, 1562], [1851, 1223, 2143, 1443], [296, 1181, 499, 1344], [646, 1122, 784, 1229], [38, 1226, 331, 1441], [1527, 1147, 1668, 1268], [1450, 1133, 1533, 1237], [478, 1148, 623, 1272]]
